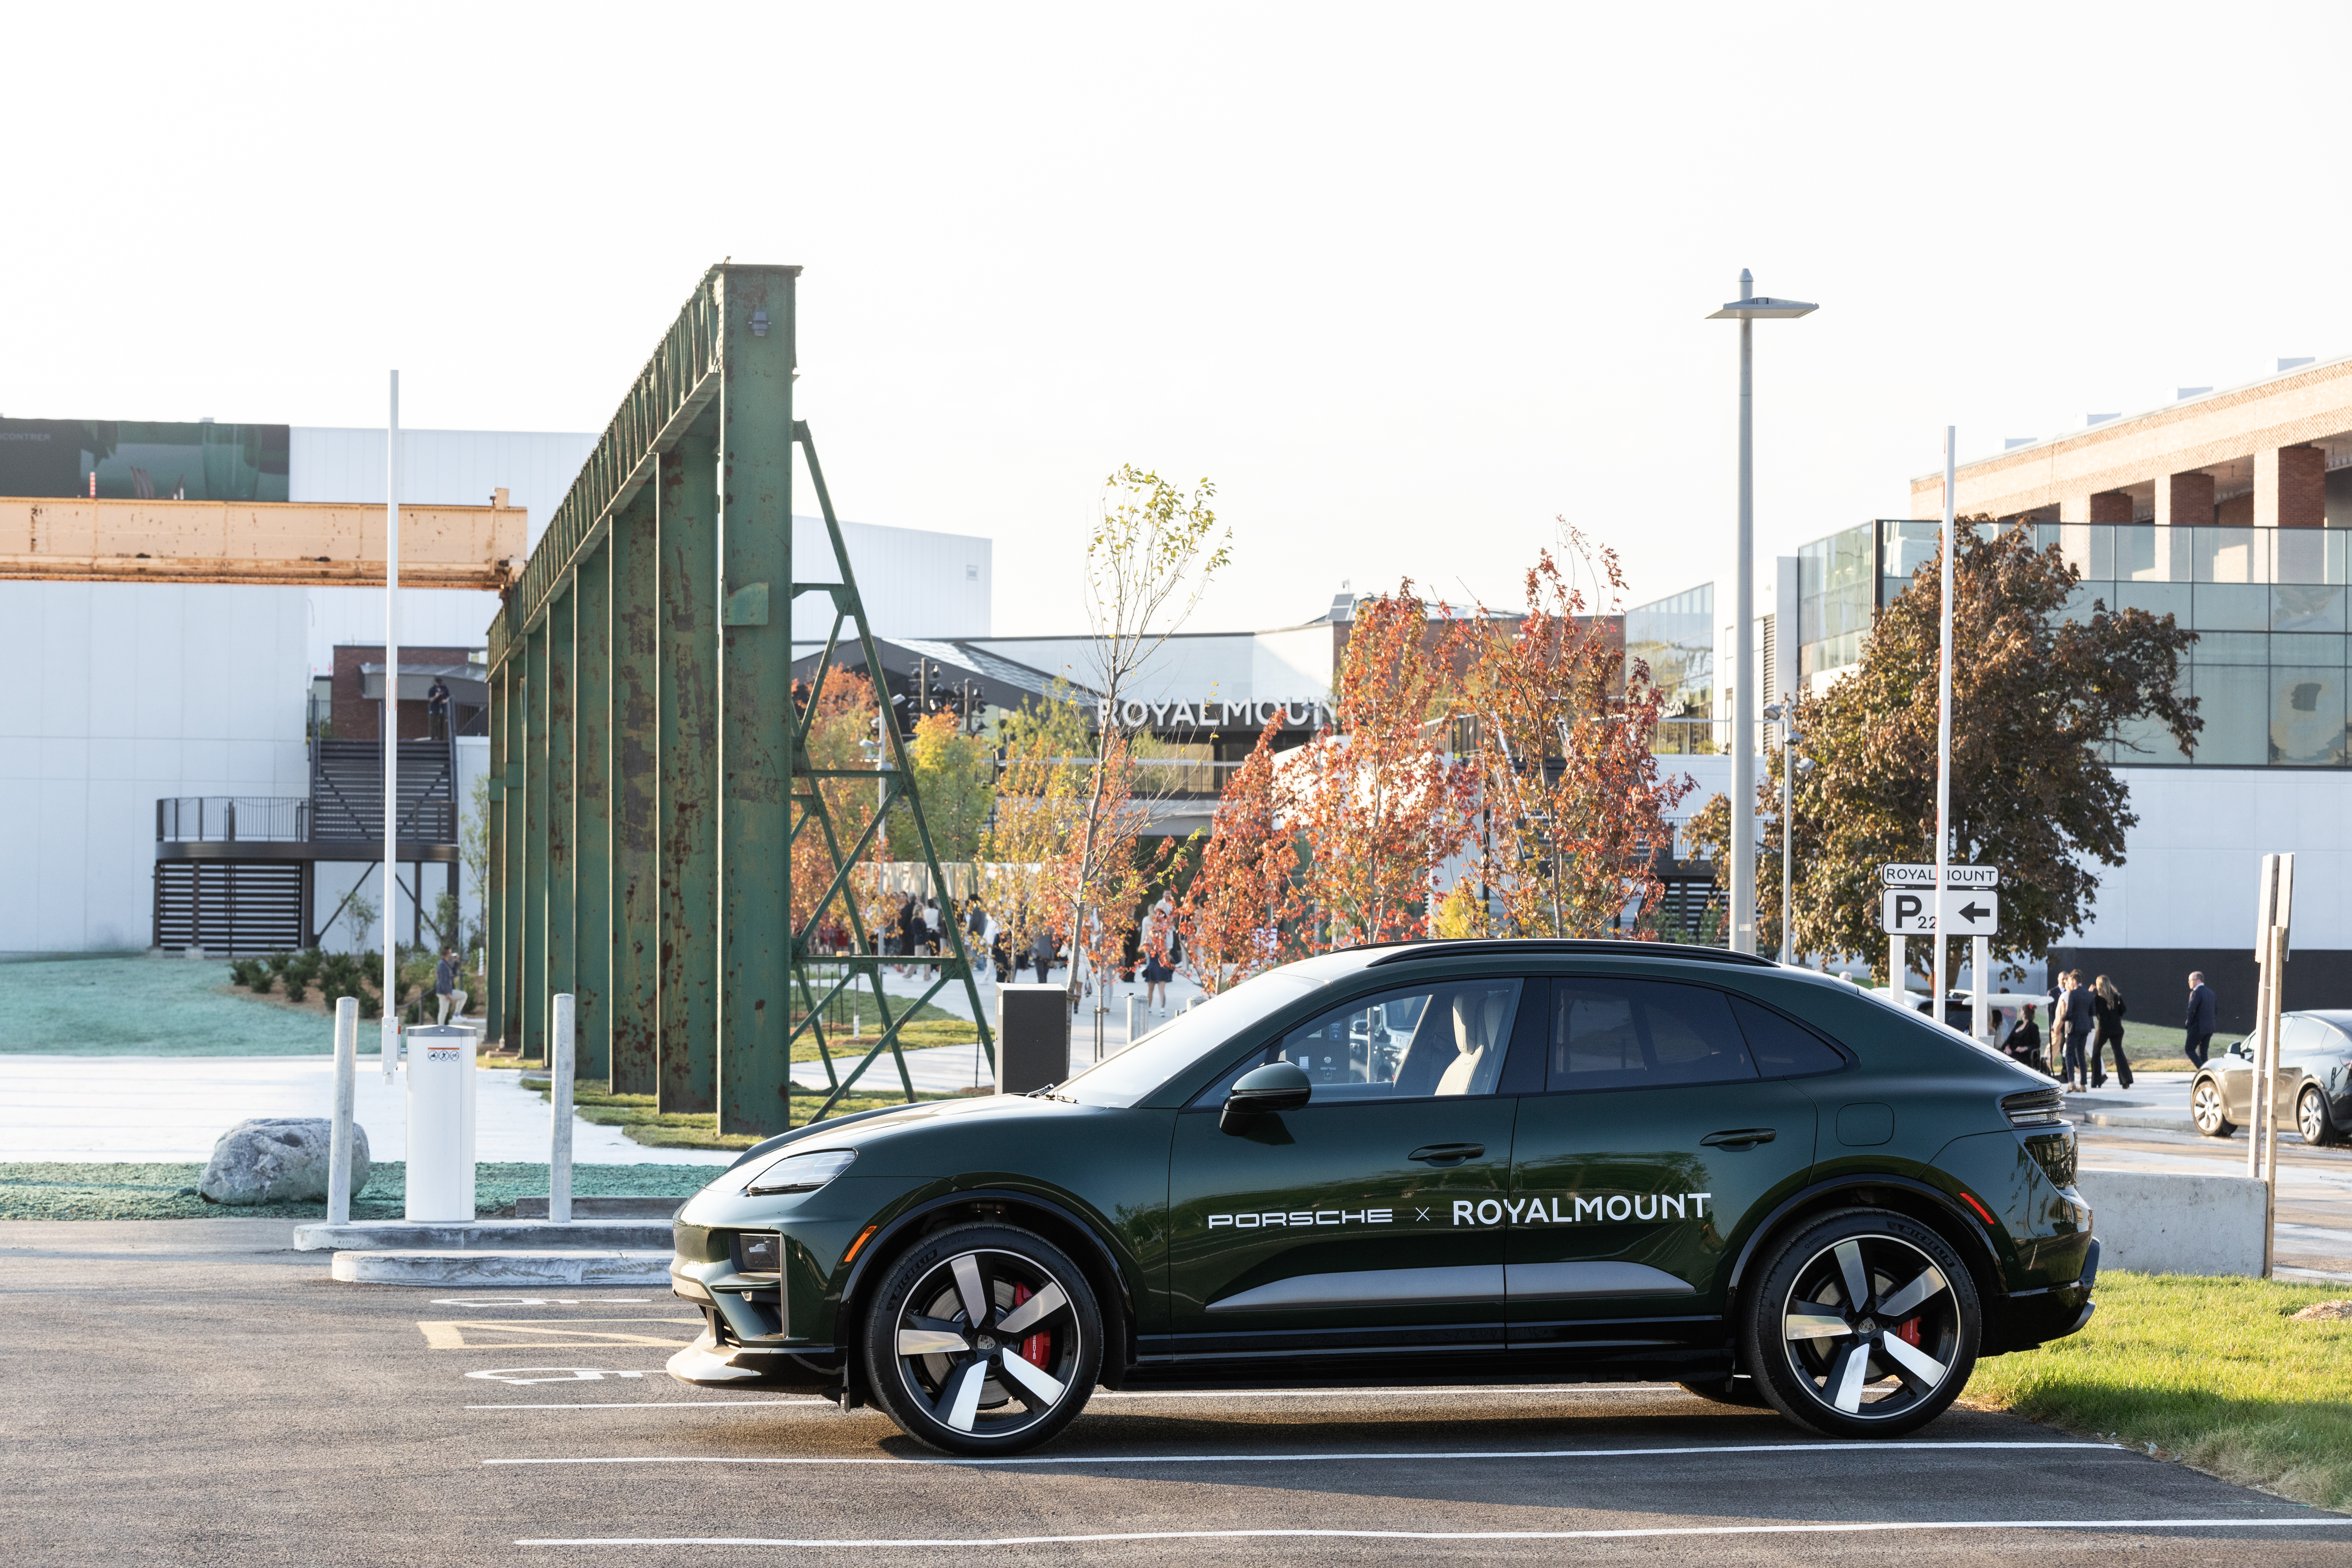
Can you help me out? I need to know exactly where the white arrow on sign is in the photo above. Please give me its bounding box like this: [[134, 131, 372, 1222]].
[[1881, 890, 1998, 936], [1880, 863, 1999, 890]]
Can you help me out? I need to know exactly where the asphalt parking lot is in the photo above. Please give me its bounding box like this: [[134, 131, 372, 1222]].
[[6, 1220, 2348, 1566]]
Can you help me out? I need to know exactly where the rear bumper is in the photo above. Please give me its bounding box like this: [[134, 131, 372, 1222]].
[[1987, 1236, 2099, 1354]]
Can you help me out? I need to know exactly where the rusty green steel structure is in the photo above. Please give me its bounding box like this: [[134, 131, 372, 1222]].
[[485, 264, 993, 1137]]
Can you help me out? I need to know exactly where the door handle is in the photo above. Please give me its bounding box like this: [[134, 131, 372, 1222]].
[[1700, 1128, 1776, 1149], [1409, 1143, 1486, 1166]]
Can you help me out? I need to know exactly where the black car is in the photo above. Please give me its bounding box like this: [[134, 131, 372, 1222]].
[[2190, 1009, 2352, 1145], [668, 940, 2097, 1454]]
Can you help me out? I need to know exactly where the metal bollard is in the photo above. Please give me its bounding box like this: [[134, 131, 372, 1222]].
[[1125, 994, 1137, 1047], [549, 993, 575, 1225], [328, 997, 358, 1225]]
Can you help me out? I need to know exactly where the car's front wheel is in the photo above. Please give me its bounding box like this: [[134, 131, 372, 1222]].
[[2191, 1077, 2235, 1137], [862, 1222, 1102, 1456], [1740, 1209, 1979, 1440], [2298, 1085, 2339, 1147]]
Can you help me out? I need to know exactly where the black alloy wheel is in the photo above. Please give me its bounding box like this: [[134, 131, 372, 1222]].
[[2299, 1085, 2339, 1147], [1740, 1209, 1980, 1440], [863, 1222, 1102, 1456], [2191, 1076, 2236, 1138]]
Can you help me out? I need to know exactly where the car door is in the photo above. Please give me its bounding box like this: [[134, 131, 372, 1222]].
[[2217, 1037, 2258, 1121], [1504, 978, 1827, 1348], [1164, 976, 1531, 1355]]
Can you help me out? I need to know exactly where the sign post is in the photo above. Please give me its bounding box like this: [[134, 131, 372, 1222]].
[[2249, 853, 2294, 1277], [1881, 865, 1999, 1020]]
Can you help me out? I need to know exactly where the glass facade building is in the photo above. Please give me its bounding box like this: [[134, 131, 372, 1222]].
[[1624, 582, 1716, 754], [1788, 518, 2352, 768]]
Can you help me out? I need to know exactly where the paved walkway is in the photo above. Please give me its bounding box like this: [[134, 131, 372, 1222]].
[[0, 1056, 735, 1166]]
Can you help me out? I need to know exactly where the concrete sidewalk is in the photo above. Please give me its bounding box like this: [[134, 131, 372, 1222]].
[[0, 1055, 735, 1165]]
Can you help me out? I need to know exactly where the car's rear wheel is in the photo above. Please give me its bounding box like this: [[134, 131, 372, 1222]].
[[1677, 1375, 1768, 1407], [1740, 1209, 1979, 1440], [862, 1222, 1101, 1456], [2192, 1077, 2235, 1137], [2298, 1085, 2339, 1147]]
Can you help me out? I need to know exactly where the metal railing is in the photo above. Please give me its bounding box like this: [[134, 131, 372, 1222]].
[[157, 796, 310, 843]]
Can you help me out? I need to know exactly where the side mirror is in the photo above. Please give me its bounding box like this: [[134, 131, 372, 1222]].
[[1221, 1061, 1310, 1134]]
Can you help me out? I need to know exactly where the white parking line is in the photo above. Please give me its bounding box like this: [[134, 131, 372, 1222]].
[[518, 1518, 2352, 1547], [470, 1399, 835, 1410], [486, 1439, 2113, 1469], [1092, 1385, 1679, 1399]]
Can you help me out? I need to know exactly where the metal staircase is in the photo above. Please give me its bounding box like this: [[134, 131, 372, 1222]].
[[310, 737, 457, 844]]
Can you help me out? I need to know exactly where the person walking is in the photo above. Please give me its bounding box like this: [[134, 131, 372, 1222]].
[[425, 676, 452, 741], [2057, 971, 2096, 1091], [923, 895, 943, 956], [434, 946, 468, 1025], [1029, 926, 1056, 986], [2182, 971, 2217, 1068], [897, 895, 922, 976], [2090, 975, 2132, 1089]]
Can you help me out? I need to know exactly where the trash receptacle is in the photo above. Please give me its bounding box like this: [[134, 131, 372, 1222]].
[[995, 983, 1069, 1095], [404, 1025, 477, 1221]]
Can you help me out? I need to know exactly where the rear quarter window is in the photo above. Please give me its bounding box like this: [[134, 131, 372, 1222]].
[[1728, 994, 1850, 1078]]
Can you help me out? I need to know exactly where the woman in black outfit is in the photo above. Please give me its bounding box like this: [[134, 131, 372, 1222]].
[[2090, 975, 2132, 1089]]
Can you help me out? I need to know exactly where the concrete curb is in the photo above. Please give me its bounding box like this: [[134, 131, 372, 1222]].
[[328, 1249, 672, 1284], [293, 1218, 672, 1252], [2073, 1112, 2197, 1133]]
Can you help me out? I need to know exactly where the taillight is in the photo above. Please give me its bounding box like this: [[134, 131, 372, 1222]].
[[2003, 1087, 2065, 1128]]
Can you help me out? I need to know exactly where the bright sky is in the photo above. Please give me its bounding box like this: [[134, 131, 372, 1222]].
[[9, 3, 2351, 636]]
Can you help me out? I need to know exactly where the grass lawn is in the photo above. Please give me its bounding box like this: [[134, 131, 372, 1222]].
[[1965, 1271, 2352, 1510], [519, 1082, 970, 1150]]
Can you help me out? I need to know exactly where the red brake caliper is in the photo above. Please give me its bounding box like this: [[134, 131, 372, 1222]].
[[1895, 1317, 1922, 1347], [1010, 1283, 1050, 1367]]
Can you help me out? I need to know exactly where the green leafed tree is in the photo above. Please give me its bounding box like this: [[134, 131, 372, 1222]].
[[1690, 518, 2199, 982]]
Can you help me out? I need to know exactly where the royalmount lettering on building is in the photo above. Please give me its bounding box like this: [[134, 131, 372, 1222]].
[[1095, 698, 1334, 731]]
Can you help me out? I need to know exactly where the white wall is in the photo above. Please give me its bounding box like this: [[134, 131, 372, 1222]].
[[2076, 768, 2352, 951], [793, 516, 991, 641], [965, 626, 1338, 707], [0, 581, 310, 953]]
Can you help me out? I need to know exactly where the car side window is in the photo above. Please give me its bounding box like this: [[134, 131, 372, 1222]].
[[1548, 979, 1758, 1092], [1188, 979, 1525, 1106], [1728, 995, 1849, 1078]]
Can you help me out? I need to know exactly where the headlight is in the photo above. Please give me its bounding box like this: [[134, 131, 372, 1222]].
[[742, 1147, 857, 1196]]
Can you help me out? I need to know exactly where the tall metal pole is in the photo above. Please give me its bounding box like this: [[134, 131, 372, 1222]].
[[1932, 428, 1956, 1008], [1730, 269, 1756, 956], [382, 371, 401, 1082]]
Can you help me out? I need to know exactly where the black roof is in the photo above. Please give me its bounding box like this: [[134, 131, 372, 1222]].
[[1365, 939, 1778, 970]]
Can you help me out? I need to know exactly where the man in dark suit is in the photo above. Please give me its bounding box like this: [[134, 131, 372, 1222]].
[[2183, 971, 2217, 1068]]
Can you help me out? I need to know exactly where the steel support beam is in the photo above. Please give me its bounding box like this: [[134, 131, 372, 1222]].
[[717, 268, 799, 1138], [548, 584, 578, 1039], [523, 625, 549, 1061], [501, 656, 528, 1049], [657, 431, 720, 1114], [485, 659, 507, 1045], [574, 541, 613, 1081], [610, 491, 661, 1095]]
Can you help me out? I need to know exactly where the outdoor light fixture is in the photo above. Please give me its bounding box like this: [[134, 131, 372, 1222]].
[[1707, 270, 1817, 957], [751, 310, 770, 337]]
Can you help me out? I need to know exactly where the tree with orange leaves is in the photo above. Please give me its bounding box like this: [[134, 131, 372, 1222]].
[[1178, 714, 1300, 993], [1445, 528, 1690, 938], [1288, 585, 1473, 949], [791, 668, 886, 939]]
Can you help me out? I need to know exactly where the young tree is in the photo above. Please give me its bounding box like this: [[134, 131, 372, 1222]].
[[894, 709, 995, 865], [791, 669, 888, 939], [1697, 519, 2199, 981], [1448, 534, 1690, 939], [1289, 585, 1470, 948], [1178, 714, 1301, 992], [982, 687, 1096, 974], [1063, 467, 1230, 1000]]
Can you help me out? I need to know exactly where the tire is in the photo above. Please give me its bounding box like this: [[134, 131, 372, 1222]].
[[1739, 1208, 1980, 1440], [861, 1222, 1102, 1456], [1677, 1375, 1768, 1408], [2298, 1085, 2339, 1147], [2191, 1076, 2236, 1138]]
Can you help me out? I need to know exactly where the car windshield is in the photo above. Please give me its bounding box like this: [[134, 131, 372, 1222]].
[[1054, 970, 1333, 1107]]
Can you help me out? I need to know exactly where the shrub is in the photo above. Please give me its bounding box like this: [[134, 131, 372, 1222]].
[[285, 978, 308, 1003], [250, 971, 275, 995]]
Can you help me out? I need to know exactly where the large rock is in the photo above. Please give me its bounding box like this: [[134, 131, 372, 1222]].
[[200, 1118, 371, 1206]]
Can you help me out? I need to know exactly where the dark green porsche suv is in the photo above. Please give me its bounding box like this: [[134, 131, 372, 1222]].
[[668, 940, 2097, 1455]]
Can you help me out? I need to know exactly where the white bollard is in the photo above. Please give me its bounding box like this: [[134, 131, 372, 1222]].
[[404, 1025, 477, 1221], [1125, 994, 1137, 1047], [328, 997, 358, 1225], [549, 993, 575, 1225]]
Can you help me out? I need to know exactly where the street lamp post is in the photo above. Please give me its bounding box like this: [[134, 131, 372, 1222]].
[[1707, 271, 1817, 956]]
